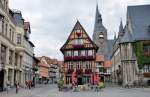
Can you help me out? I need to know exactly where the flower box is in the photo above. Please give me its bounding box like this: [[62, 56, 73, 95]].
[[64, 56, 72, 61], [85, 69, 92, 74], [77, 69, 83, 74], [73, 44, 84, 49], [67, 69, 74, 74], [72, 56, 85, 60], [85, 56, 94, 60]]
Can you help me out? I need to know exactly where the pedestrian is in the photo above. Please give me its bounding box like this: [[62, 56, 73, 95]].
[[6, 80, 10, 94], [25, 80, 28, 89], [28, 80, 32, 89], [95, 85, 99, 92], [15, 81, 19, 94]]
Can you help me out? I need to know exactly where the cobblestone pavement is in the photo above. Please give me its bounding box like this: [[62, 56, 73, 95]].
[[0, 84, 150, 97]]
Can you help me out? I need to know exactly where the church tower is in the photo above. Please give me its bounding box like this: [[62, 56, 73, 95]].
[[92, 5, 108, 55]]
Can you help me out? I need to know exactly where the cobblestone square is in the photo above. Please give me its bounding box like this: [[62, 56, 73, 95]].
[[0, 85, 150, 97]]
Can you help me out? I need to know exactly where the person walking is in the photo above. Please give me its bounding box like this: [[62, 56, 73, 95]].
[[25, 80, 28, 89], [6, 80, 10, 94], [28, 80, 32, 89], [15, 81, 19, 94]]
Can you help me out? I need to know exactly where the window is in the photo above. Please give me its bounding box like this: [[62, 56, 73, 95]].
[[86, 61, 92, 69], [1, 45, 6, 65], [5, 24, 7, 36], [68, 62, 73, 69], [66, 51, 71, 56], [15, 53, 17, 66], [143, 45, 150, 57], [74, 51, 78, 56], [12, 32, 14, 42], [88, 50, 93, 56], [76, 30, 80, 33], [17, 34, 21, 44], [99, 67, 103, 72], [81, 50, 85, 56], [143, 65, 150, 73], [9, 29, 11, 39], [9, 50, 13, 65], [0, 15, 3, 33], [75, 39, 83, 45], [2, 20, 4, 34], [77, 62, 82, 69]]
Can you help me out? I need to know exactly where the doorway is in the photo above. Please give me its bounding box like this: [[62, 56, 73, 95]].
[[77, 77, 82, 85], [0, 69, 4, 91]]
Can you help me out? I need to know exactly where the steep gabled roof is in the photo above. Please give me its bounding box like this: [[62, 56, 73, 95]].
[[120, 25, 134, 43], [128, 5, 150, 41], [60, 20, 98, 52], [37, 57, 49, 68], [120, 5, 150, 44]]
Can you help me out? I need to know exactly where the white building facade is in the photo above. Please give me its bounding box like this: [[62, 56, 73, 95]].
[[0, 0, 35, 91]]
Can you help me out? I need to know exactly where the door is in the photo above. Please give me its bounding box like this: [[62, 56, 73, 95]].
[[0, 69, 4, 91], [77, 77, 82, 85]]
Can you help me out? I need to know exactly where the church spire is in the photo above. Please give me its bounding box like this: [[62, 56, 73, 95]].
[[93, 4, 107, 33], [118, 19, 124, 37], [119, 19, 123, 33], [95, 4, 102, 24]]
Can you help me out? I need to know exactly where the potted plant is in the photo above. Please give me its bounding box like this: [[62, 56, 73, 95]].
[[58, 79, 64, 91]]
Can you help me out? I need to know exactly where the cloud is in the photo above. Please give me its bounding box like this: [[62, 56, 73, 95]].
[[9, 0, 150, 60]]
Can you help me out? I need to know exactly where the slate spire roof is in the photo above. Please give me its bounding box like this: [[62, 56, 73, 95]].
[[120, 4, 150, 43], [93, 5, 107, 33], [93, 4, 107, 42], [118, 19, 124, 35]]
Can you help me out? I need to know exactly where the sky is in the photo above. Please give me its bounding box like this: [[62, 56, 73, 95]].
[[9, 0, 150, 60]]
